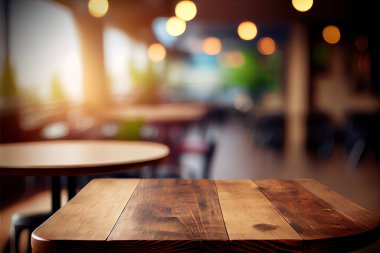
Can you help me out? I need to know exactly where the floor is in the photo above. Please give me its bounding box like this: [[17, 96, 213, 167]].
[[1, 117, 379, 253], [211, 119, 380, 214]]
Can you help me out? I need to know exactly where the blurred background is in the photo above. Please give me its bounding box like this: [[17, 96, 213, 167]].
[[0, 0, 379, 252]]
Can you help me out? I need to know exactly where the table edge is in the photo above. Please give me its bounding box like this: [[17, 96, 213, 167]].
[[31, 178, 380, 253]]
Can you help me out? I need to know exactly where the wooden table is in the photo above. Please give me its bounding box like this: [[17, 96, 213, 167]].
[[100, 103, 210, 177], [32, 178, 379, 253], [1, 141, 169, 253], [99, 103, 208, 124], [0, 140, 169, 212]]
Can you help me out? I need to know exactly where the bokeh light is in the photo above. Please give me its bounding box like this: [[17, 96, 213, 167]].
[[175, 0, 197, 21], [148, 43, 166, 62], [292, 0, 313, 12], [355, 36, 368, 52], [237, 21, 258, 41], [166, 16, 186, 36], [88, 0, 109, 18], [218, 52, 244, 68], [203, 37, 222, 55], [322, 25, 341, 45], [257, 37, 276, 55]]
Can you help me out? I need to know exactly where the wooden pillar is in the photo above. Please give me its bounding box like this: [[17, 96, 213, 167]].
[[71, 5, 110, 110], [284, 23, 310, 155]]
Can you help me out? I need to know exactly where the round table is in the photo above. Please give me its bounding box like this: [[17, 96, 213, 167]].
[[1, 140, 169, 253], [99, 103, 208, 124], [0, 140, 169, 212]]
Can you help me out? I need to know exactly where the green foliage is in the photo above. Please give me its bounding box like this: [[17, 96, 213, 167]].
[[50, 74, 66, 101], [129, 60, 164, 103], [115, 118, 145, 140], [222, 50, 281, 100], [129, 61, 159, 87], [312, 43, 330, 72], [0, 60, 18, 98]]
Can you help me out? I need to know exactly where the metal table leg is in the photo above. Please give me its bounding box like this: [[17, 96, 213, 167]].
[[67, 176, 77, 200], [51, 176, 61, 213]]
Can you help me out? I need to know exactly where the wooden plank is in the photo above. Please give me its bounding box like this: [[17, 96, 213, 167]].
[[32, 178, 380, 253], [296, 178, 380, 252], [254, 179, 367, 241], [216, 180, 301, 240], [107, 179, 228, 252], [33, 179, 140, 244], [216, 180, 302, 253], [296, 178, 380, 230]]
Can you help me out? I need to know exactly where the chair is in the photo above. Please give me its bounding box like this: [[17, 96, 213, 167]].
[[345, 111, 380, 169], [252, 114, 285, 150], [203, 141, 216, 179], [9, 176, 61, 253], [11, 212, 51, 253], [306, 112, 335, 159], [176, 140, 216, 179]]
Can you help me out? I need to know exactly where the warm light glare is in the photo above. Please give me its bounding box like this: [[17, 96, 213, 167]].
[[166, 16, 186, 36], [237, 21, 258, 41], [148, 43, 166, 62], [88, 0, 109, 18], [175, 1, 197, 21], [322, 25, 341, 44], [257, 37, 276, 55], [292, 0, 313, 12], [12, 0, 83, 101], [203, 37, 222, 55]]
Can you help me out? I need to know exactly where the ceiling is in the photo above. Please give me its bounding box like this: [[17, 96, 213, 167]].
[[56, 0, 378, 45]]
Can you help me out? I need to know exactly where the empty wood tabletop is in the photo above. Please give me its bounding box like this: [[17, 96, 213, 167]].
[[32, 179, 380, 253]]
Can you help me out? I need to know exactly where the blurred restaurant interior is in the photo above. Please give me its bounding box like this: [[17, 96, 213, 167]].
[[0, 0, 379, 252]]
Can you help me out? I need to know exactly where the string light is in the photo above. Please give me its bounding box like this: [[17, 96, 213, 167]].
[[166, 16, 186, 36], [88, 0, 109, 18], [292, 0, 313, 12], [203, 37, 222, 55], [148, 43, 167, 62], [175, 1, 197, 21], [322, 25, 341, 44], [257, 37, 276, 55], [237, 21, 258, 41]]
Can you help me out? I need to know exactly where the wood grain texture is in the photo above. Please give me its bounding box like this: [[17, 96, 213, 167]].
[[107, 179, 228, 251], [296, 178, 380, 252], [0, 141, 169, 176], [216, 180, 302, 252], [216, 180, 301, 240], [32, 179, 140, 251], [296, 178, 380, 230], [31, 179, 380, 253], [254, 179, 364, 240], [254, 179, 380, 252]]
